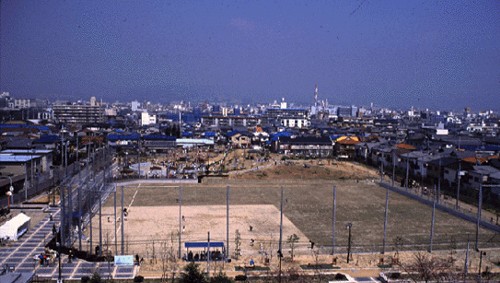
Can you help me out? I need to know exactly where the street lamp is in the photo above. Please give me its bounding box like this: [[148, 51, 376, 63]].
[[1, 176, 14, 208], [346, 223, 352, 263]]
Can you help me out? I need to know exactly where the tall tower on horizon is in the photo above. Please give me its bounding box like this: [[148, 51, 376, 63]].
[[314, 83, 318, 108]]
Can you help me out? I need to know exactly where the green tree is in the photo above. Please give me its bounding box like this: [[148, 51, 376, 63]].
[[90, 271, 102, 283], [181, 262, 207, 283], [210, 270, 233, 283]]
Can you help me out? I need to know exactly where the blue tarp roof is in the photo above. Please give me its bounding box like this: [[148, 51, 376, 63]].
[[34, 134, 60, 144], [204, 131, 216, 137], [0, 124, 50, 131], [270, 131, 292, 141], [185, 242, 224, 248], [143, 134, 176, 141], [107, 133, 141, 142]]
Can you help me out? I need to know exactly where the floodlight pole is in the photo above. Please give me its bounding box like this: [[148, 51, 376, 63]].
[[332, 186, 336, 255], [178, 186, 182, 259], [226, 186, 230, 260], [114, 186, 118, 256], [456, 160, 461, 209], [405, 157, 409, 190], [346, 223, 352, 263], [392, 151, 396, 187], [464, 234, 470, 278], [382, 183, 389, 254], [121, 186, 125, 255], [429, 193, 436, 253], [78, 182, 82, 251], [278, 187, 284, 283], [99, 195, 103, 256]]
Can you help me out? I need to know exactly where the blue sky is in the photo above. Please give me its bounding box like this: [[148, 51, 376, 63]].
[[1, 0, 499, 111]]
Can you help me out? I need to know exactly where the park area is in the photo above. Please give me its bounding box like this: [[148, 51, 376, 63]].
[[87, 160, 500, 277]]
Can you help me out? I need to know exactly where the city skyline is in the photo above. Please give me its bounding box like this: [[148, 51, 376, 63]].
[[1, 1, 499, 111]]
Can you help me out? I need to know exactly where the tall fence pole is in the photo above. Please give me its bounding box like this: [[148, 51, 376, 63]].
[[121, 186, 124, 255], [178, 186, 183, 259], [382, 184, 389, 254], [332, 186, 336, 255], [226, 186, 230, 260]]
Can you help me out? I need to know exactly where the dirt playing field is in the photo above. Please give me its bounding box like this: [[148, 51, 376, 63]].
[[96, 204, 308, 261], [84, 159, 500, 276]]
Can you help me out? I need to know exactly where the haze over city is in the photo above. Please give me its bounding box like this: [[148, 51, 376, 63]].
[[1, 0, 499, 111]]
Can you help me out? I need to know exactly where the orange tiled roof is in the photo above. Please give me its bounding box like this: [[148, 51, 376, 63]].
[[462, 155, 499, 164], [396, 143, 416, 150]]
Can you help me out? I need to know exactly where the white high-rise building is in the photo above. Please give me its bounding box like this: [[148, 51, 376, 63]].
[[131, 101, 140, 112]]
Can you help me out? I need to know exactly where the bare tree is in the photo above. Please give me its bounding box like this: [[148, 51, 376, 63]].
[[287, 234, 299, 262], [234, 229, 241, 259], [399, 252, 458, 283], [392, 236, 403, 265]]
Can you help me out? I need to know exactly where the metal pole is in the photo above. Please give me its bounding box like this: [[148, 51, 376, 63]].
[[382, 184, 389, 254], [380, 163, 383, 182], [464, 234, 469, 279], [278, 188, 284, 283], [456, 160, 461, 209], [429, 198, 436, 253], [178, 186, 182, 259], [61, 186, 66, 247], [78, 183, 82, 251], [57, 229, 62, 283], [347, 223, 352, 263], [226, 186, 229, 260], [99, 195, 102, 256], [405, 157, 409, 190], [392, 151, 395, 187], [89, 195, 93, 255], [478, 250, 484, 282], [332, 186, 336, 255], [121, 186, 124, 255], [207, 231, 211, 277], [475, 183, 482, 251], [138, 149, 141, 178], [68, 183, 73, 245], [437, 158, 441, 204], [114, 186, 117, 256]]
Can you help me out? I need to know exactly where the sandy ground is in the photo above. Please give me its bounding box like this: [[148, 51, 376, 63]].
[[89, 205, 309, 261]]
